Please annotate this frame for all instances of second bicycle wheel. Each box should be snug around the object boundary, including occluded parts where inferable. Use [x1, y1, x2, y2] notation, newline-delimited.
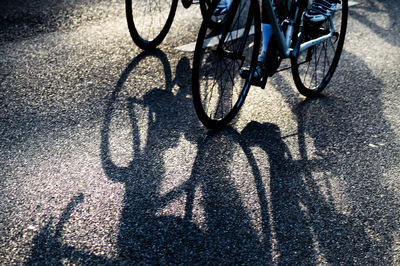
[126, 0, 178, 50]
[192, 0, 260, 129]
[291, 0, 348, 97]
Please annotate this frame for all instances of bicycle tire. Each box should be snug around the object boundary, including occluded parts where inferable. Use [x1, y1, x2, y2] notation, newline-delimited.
[126, 0, 179, 50]
[192, 0, 261, 129]
[291, 0, 348, 97]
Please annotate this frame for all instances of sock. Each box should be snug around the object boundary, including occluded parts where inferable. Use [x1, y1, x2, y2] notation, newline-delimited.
[258, 24, 273, 63]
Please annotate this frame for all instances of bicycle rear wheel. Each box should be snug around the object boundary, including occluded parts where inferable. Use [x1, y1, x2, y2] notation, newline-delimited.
[291, 0, 348, 97]
[192, 0, 260, 129]
[126, 0, 178, 50]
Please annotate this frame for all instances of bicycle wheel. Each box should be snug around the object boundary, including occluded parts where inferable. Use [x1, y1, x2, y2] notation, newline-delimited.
[126, 0, 178, 50]
[291, 0, 348, 97]
[200, 0, 224, 30]
[192, 0, 261, 129]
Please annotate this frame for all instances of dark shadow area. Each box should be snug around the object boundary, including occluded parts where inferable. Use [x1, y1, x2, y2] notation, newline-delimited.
[99, 49, 266, 263]
[26, 49, 268, 263]
[26, 44, 399, 264]
[269, 49, 400, 263]
[0, 0, 124, 43]
[349, 0, 400, 47]
[27, 193, 112, 265]
[100, 49, 204, 263]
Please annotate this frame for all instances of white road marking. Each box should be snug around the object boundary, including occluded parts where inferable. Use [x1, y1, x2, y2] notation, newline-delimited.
[349, 1, 358, 7]
[176, 25, 255, 52]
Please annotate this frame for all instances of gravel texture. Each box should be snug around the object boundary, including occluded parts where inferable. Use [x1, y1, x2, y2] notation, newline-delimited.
[1, 0, 400, 264]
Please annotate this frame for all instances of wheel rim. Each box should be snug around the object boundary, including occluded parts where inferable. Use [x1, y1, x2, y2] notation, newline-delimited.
[292, 0, 348, 94]
[193, 0, 260, 128]
[127, 0, 177, 45]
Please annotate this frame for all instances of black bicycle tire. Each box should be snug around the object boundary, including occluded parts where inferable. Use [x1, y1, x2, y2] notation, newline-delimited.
[291, 0, 348, 97]
[192, 0, 261, 129]
[125, 0, 179, 50]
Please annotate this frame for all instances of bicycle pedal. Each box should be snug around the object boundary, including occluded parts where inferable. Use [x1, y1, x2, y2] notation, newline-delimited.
[251, 76, 268, 89]
[240, 66, 268, 89]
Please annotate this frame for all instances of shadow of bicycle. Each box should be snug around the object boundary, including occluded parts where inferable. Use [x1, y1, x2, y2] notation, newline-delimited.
[27, 44, 399, 264]
[349, 0, 400, 47]
[268, 47, 400, 264]
[98, 49, 267, 264]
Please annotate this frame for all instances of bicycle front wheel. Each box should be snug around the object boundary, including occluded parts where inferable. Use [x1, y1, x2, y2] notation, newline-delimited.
[192, 0, 261, 129]
[126, 0, 178, 50]
[291, 0, 348, 97]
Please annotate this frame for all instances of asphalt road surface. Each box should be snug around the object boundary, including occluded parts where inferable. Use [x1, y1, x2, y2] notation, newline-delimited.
[1, 0, 399, 264]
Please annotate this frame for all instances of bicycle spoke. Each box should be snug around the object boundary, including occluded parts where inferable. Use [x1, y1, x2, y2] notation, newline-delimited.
[127, 0, 177, 49]
[291, 0, 347, 96]
[192, 0, 260, 128]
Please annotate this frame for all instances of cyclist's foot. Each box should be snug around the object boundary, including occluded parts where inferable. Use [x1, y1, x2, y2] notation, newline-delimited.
[240, 61, 268, 88]
[304, 0, 340, 23]
[213, 0, 232, 16]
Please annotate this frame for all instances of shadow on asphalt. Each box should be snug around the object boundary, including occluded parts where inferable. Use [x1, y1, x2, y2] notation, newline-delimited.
[27, 46, 399, 264]
[270, 48, 400, 263]
[349, 0, 400, 47]
[0, 0, 124, 43]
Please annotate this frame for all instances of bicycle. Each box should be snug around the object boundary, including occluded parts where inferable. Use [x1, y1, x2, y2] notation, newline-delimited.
[191, 0, 348, 129]
[126, 0, 224, 50]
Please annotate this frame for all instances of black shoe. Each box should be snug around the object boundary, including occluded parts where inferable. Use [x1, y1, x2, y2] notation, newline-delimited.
[240, 61, 268, 88]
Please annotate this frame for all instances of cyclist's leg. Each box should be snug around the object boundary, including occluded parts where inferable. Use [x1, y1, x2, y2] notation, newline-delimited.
[240, 0, 288, 86]
[259, 0, 289, 65]
[245, 4, 273, 85]
[258, 5, 273, 63]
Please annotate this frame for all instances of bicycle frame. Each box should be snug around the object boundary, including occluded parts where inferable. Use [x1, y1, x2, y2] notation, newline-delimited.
[262, 0, 338, 58]
[191, 0, 347, 128]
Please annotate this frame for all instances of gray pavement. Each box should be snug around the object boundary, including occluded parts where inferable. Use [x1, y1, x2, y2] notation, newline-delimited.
[1, 0, 400, 264]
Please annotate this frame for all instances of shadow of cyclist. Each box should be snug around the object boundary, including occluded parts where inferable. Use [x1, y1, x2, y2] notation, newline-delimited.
[266, 49, 400, 264]
[181, 128, 268, 263]
[349, 0, 400, 47]
[100, 49, 266, 263]
[239, 114, 398, 264]
[27, 50, 205, 264]
[27, 194, 113, 265]
[240, 121, 317, 264]
[100, 50, 202, 263]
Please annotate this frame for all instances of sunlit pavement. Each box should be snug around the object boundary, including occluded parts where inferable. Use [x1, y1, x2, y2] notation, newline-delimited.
[1, 0, 400, 264]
